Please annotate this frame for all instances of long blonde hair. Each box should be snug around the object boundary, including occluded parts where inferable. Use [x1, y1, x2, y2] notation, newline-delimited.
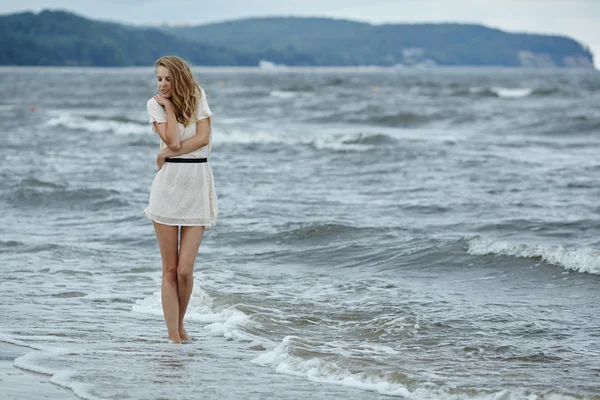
[155, 56, 202, 127]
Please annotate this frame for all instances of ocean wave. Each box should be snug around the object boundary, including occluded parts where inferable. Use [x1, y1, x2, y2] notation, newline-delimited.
[0, 104, 16, 111]
[16, 177, 68, 190]
[352, 111, 434, 127]
[0, 241, 65, 255]
[270, 90, 299, 99]
[281, 84, 315, 92]
[463, 87, 533, 98]
[46, 112, 148, 135]
[216, 128, 398, 152]
[270, 84, 314, 98]
[241, 223, 393, 248]
[11, 346, 104, 400]
[252, 335, 539, 399]
[566, 115, 600, 133]
[324, 77, 346, 87]
[355, 314, 420, 341]
[215, 128, 292, 145]
[0, 337, 47, 351]
[490, 87, 533, 98]
[127, 138, 156, 148]
[134, 280, 502, 399]
[531, 88, 559, 97]
[535, 114, 600, 136]
[341, 132, 398, 145]
[133, 285, 254, 342]
[9, 179, 128, 210]
[466, 87, 557, 97]
[0, 239, 25, 251]
[466, 237, 600, 275]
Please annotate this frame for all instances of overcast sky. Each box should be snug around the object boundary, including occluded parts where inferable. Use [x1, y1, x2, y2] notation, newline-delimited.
[2, 0, 598, 67]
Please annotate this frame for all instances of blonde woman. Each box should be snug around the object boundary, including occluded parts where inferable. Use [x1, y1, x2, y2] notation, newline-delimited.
[144, 56, 218, 343]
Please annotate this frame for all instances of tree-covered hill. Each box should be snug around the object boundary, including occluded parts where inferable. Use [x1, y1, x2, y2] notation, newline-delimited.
[166, 17, 594, 68]
[0, 10, 251, 66]
[0, 10, 594, 68]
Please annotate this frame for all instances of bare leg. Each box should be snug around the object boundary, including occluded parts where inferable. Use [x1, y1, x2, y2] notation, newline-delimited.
[153, 221, 181, 343]
[177, 226, 205, 341]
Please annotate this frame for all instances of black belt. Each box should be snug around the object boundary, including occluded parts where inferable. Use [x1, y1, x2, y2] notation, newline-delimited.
[165, 158, 207, 163]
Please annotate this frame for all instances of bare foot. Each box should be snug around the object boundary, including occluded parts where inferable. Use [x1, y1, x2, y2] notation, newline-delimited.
[179, 326, 191, 341]
[168, 333, 182, 344]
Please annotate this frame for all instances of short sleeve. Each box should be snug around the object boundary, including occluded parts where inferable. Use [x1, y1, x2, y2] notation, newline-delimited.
[147, 98, 167, 126]
[197, 88, 213, 121]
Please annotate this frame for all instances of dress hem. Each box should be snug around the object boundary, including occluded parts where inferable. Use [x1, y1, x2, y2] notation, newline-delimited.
[143, 210, 217, 228]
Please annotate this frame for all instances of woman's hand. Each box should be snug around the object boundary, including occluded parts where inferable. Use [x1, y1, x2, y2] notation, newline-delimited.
[153, 94, 172, 108]
[157, 148, 170, 170]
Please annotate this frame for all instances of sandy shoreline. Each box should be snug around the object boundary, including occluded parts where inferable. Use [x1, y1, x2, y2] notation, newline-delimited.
[0, 341, 79, 400]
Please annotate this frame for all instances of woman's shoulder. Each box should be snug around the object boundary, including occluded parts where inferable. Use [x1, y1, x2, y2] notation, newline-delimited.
[147, 97, 161, 108]
[197, 86, 210, 99]
[147, 97, 167, 116]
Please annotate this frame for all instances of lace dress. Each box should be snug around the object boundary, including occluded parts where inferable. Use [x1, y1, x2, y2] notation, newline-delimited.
[143, 88, 218, 227]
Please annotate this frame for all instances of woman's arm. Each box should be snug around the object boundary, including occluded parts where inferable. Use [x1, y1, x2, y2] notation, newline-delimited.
[152, 96, 181, 151]
[156, 118, 211, 168]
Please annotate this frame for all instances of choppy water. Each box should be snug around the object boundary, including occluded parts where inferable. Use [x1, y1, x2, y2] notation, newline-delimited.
[1, 66, 600, 400]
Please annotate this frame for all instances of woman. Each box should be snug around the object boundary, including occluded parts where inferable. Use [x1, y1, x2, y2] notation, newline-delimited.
[143, 56, 218, 343]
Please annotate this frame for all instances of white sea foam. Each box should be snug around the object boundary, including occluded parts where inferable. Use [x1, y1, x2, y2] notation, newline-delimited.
[215, 123, 466, 153]
[252, 336, 536, 400]
[313, 134, 374, 152]
[214, 128, 296, 145]
[132, 284, 252, 340]
[466, 237, 600, 275]
[46, 112, 148, 135]
[11, 349, 104, 400]
[51, 370, 104, 400]
[469, 87, 532, 98]
[492, 87, 532, 98]
[215, 128, 382, 152]
[270, 90, 299, 99]
[13, 351, 59, 375]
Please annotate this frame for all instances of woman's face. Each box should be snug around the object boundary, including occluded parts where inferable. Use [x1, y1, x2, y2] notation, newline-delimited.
[156, 66, 172, 98]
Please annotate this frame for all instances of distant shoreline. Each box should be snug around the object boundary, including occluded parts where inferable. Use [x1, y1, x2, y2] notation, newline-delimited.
[1, 10, 594, 69]
[0, 65, 596, 71]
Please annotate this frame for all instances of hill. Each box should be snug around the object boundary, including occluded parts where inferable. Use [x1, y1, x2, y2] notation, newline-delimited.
[166, 17, 594, 68]
[0, 10, 594, 68]
[0, 10, 253, 66]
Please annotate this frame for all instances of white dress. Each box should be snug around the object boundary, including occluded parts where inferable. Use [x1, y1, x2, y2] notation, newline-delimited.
[143, 88, 218, 227]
